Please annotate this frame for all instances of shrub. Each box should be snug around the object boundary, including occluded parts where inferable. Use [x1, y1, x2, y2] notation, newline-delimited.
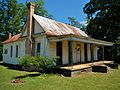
[0, 41, 3, 61]
[19, 55, 36, 71]
[19, 55, 59, 72]
[35, 56, 59, 72]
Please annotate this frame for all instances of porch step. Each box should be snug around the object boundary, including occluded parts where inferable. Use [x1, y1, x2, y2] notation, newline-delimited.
[92, 65, 108, 73]
[55, 67, 92, 77]
[105, 63, 118, 69]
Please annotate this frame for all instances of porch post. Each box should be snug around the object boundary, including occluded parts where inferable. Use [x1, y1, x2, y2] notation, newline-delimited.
[90, 44, 94, 63]
[102, 46, 104, 63]
[68, 41, 73, 65]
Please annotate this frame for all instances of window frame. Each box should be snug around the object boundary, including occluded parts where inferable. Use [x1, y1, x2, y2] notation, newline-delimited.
[10, 46, 13, 57]
[36, 43, 41, 56]
[4, 49, 8, 54]
[16, 45, 19, 57]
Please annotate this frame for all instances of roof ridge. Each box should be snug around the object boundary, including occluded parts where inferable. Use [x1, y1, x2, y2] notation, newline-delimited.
[3, 33, 21, 44]
[33, 14, 88, 37]
[33, 14, 84, 32]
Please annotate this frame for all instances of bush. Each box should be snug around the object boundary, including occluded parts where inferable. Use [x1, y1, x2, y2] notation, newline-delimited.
[0, 41, 3, 61]
[19, 55, 59, 72]
[35, 56, 59, 72]
[19, 55, 36, 71]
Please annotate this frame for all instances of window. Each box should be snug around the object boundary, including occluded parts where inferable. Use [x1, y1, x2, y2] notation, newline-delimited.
[10, 46, 13, 57]
[37, 43, 40, 55]
[16, 45, 18, 57]
[4, 49, 8, 54]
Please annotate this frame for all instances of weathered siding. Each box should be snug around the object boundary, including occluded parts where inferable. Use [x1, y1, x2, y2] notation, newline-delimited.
[90, 44, 98, 61]
[3, 40, 26, 65]
[73, 41, 77, 63]
[62, 41, 68, 64]
[87, 44, 91, 61]
[22, 28, 27, 37]
[35, 36, 49, 56]
[93, 45, 98, 61]
[81, 43, 85, 62]
[49, 42, 56, 57]
[72, 42, 86, 63]
[34, 20, 44, 34]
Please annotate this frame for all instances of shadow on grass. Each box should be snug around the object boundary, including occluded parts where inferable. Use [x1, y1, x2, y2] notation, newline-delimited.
[0, 62, 64, 77]
[14, 73, 42, 79]
[0, 61, 23, 71]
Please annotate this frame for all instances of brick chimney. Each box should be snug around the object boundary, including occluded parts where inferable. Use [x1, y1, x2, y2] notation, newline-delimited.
[25, 2, 35, 55]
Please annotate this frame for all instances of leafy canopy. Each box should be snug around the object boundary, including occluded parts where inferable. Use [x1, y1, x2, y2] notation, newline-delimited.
[83, 0, 120, 42]
[0, 0, 52, 41]
[67, 17, 86, 31]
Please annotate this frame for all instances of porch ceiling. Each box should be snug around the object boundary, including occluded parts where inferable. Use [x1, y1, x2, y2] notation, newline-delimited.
[48, 35, 114, 46]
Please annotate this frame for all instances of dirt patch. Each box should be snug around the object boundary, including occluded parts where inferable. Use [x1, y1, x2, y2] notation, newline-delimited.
[11, 78, 24, 84]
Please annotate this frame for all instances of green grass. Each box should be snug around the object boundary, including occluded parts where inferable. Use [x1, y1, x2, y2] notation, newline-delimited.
[0, 64, 120, 90]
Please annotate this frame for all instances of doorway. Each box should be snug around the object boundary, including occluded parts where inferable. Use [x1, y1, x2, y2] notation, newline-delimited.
[56, 42, 62, 65]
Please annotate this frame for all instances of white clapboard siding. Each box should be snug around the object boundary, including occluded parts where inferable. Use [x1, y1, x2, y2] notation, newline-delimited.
[62, 41, 68, 64]
[3, 40, 26, 65]
[34, 20, 44, 34]
[49, 42, 56, 57]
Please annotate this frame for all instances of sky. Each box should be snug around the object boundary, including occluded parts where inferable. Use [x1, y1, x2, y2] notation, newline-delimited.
[18, 0, 89, 24]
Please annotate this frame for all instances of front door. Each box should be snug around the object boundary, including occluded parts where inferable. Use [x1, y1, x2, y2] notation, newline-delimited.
[56, 42, 62, 65]
[76, 44, 81, 63]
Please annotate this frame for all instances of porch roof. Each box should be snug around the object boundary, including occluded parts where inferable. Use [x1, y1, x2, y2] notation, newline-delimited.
[48, 35, 114, 46]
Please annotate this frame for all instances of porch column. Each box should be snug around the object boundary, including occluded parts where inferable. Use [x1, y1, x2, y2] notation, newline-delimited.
[94, 45, 98, 61]
[87, 44, 91, 62]
[68, 41, 73, 65]
[90, 44, 94, 62]
[81, 43, 85, 62]
[102, 46, 104, 62]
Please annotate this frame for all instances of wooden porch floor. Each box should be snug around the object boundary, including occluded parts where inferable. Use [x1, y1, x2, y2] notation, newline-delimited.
[60, 61, 114, 71]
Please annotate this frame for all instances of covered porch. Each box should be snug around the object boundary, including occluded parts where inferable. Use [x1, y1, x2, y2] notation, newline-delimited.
[48, 35, 114, 66]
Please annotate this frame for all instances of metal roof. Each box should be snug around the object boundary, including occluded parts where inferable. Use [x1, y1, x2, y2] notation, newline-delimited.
[33, 14, 88, 37]
[3, 33, 21, 44]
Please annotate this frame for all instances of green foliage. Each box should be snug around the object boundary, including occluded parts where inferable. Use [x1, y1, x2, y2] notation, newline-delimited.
[19, 55, 59, 72]
[115, 39, 120, 44]
[0, 0, 53, 40]
[19, 55, 36, 68]
[83, 0, 120, 42]
[1, 65, 120, 90]
[35, 56, 59, 72]
[33, 0, 53, 19]
[67, 17, 86, 31]
[0, 41, 2, 61]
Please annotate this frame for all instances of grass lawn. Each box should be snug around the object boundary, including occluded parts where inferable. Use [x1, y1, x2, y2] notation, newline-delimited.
[0, 64, 120, 90]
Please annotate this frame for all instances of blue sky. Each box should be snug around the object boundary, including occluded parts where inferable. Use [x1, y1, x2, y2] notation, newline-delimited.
[18, 0, 89, 23]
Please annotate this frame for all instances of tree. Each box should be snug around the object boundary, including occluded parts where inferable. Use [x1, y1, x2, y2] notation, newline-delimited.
[0, 0, 53, 41]
[67, 17, 86, 31]
[83, 0, 120, 42]
[0, 0, 53, 60]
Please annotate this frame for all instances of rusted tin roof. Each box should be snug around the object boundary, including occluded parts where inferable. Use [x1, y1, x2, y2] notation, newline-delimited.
[3, 33, 21, 44]
[33, 14, 88, 37]
[3, 14, 88, 44]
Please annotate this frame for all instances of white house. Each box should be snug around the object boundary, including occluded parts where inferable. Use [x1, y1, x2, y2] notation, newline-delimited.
[3, 3, 113, 65]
